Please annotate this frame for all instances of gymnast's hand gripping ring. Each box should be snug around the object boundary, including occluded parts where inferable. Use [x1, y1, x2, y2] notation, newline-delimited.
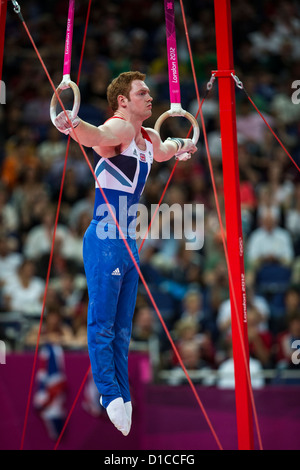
[50, 77, 81, 127]
[154, 104, 200, 146]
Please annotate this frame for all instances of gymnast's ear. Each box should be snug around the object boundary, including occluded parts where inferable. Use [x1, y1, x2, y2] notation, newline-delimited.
[117, 94, 128, 109]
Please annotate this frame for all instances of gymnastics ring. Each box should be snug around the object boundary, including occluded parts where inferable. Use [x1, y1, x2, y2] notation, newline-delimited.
[154, 105, 200, 146]
[50, 78, 81, 127]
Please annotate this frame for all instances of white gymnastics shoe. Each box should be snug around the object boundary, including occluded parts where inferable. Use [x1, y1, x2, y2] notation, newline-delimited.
[105, 397, 130, 436]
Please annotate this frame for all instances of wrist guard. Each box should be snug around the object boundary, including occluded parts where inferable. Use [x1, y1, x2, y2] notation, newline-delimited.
[167, 137, 185, 153]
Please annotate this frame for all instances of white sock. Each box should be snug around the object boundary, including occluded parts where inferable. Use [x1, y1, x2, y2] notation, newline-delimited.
[105, 397, 130, 436]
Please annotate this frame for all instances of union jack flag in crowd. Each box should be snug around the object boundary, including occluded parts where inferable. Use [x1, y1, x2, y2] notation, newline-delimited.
[33, 343, 67, 440]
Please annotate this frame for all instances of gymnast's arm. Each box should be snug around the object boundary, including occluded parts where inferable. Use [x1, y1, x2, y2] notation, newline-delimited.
[145, 127, 197, 162]
[54, 110, 135, 149]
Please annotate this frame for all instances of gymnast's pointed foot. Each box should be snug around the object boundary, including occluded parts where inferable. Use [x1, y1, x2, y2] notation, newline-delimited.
[101, 397, 131, 436]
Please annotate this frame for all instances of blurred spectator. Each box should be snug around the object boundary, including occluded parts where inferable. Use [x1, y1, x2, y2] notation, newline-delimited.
[236, 97, 274, 146]
[180, 340, 207, 370]
[203, 229, 227, 287]
[266, 160, 294, 210]
[172, 315, 215, 368]
[189, 86, 219, 129]
[11, 164, 51, 238]
[131, 305, 161, 375]
[255, 184, 281, 227]
[68, 185, 94, 231]
[147, 185, 189, 274]
[246, 208, 294, 272]
[166, 339, 213, 386]
[246, 209, 294, 332]
[23, 206, 82, 277]
[2, 259, 45, 317]
[285, 182, 300, 256]
[216, 339, 265, 389]
[216, 285, 270, 343]
[43, 284, 64, 313]
[62, 210, 91, 269]
[131, 305, 157, 343]
[283, 286, 300, 322]
[51, 272, 85, 320]
[1, 135, 39, 191]
[275, 312, 300, 368]
[180, 288, 215, 338]
[37, 126, 67, 169]
[248, 19, 284, 62]
[47, 142, 92, 193]
[239, 167, 257, 237]
[0, 236, 23, 290]
[167, 242, 204, 292]
[247, 304, 274, 368]
[0, 184, 19, 236]
[24, 307, 76, 348]
[23, 82, 52, 130]
[84, 61, 112, 113]
[274, 1, 300, 37]
[59, 167, 85, 220]
[71, 288, 89, 348]
[206, 261, 230, 331]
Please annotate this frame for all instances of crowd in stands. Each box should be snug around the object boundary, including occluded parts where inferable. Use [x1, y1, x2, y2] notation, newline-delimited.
[1, 0, 300, 387]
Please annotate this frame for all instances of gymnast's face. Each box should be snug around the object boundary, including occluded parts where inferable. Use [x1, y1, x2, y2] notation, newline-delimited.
[127, 80, 153, 120]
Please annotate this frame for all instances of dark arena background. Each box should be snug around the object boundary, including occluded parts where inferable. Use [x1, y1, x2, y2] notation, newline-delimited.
[0, 0, 300, 451]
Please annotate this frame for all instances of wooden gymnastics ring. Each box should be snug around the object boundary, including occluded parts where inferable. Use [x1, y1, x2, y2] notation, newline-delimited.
[50, 79, 81, 127]
[154, 105, 200, 146]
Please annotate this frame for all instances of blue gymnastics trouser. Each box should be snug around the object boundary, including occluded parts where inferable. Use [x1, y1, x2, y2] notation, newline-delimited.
[83, 221, 139, 409]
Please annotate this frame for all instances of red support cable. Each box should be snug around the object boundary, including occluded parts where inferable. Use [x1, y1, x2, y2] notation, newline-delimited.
[0, 0, 8, 84]
[213, 0, 254, 450]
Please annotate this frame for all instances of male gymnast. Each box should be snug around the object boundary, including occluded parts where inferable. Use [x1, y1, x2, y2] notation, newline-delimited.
[53, 71, 197, 436]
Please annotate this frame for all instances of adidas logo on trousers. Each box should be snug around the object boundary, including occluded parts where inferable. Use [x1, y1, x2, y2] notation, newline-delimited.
[111, 268, 121, 276]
